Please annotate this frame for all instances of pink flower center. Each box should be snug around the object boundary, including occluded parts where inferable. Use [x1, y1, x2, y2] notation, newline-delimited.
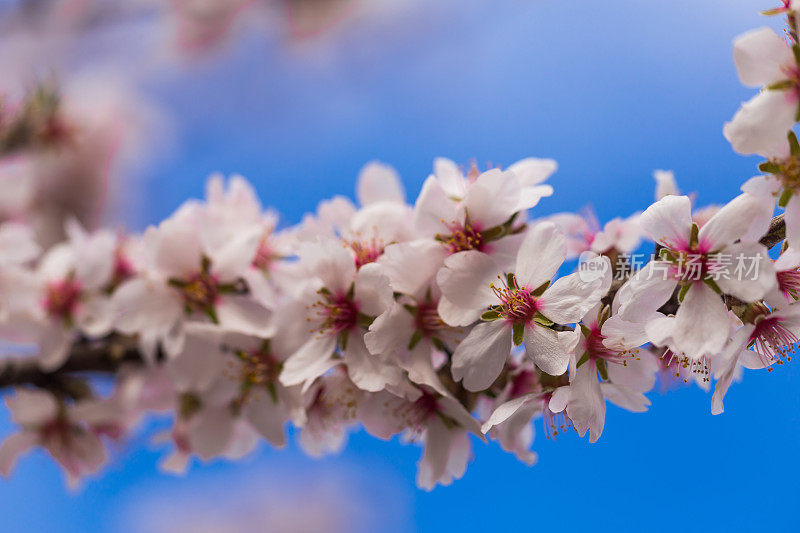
[44, 279, 81, 320]
[312, 292, 359, 335]
[252, 238, 276, 271]
[437, 220, 485, 254]
[749, 316, 797, 367]
[414, 300, 445, 337]
[777, 269, 800, 301]
[180, 272, 220, 312]
[490, 277, 539, 323]
[345, 237, 385, 269]
[585, 325, 637, 365]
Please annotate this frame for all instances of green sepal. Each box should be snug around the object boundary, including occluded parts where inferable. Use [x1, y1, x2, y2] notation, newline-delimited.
[761, 7, 787, 15]
[579, 323, 592, 338]
[481, 225, 506, 243]
[339, 330, 349, 351]
[204, 306, 219, 324]
[789, 131, 800, 156]
[408, 330, 423, 350]
[758, 161, 780, 174]
[768, 80, 795, 91]
[689, 223, 699, 248]
[431, 337, 446, 352]
[481, 309, 501, 321]
[576, 351, 590, 368]
[512, 322, 525, 346]
[506, 272, 518, 289]
[779, 187, 794, 208]
[266, 382, 279, 404]
[704, 278, 723, 295]
[533, 313, 554, 327]
[597, 359, 609, 381]
[531, 280, 550, 297]
[357, 313, 375, 328]
[678, 283, 691, 302]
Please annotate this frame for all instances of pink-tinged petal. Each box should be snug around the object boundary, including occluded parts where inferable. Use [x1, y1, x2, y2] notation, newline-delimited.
[216, 296, 274, 337]
[378, 240, 447, 297]
[639, 195, 692, 246]
[358, 391, 409, 440]
[343, 334, 402, 392]
[462, 169, 521, 229]
[6, 388, 58, 425]
[297, 239, 355, 296]
[417, 421, 469, 490]
[413, 176, 459, 238]
[356, 161, 405, 205]
[715, 242, 776, 301]
[112, 278, 183, 335]
[732, 27, 795, 87]
[403, 344, 449, 396]
[451, 320, 511, 392]
[207, 227, 262, 280]
[480, 393, 538, 434]
[436, 251, 501, 314]
[437, 396, 482, 436]
[72, 230, 116, 291]
[280, 335, 338, 390]
[601, 384, 650, 413]
[489, 399, 539, 465]
[538, 270, 604, 325]
[364, 303, 415, 355]
[243, 394, 287, 447]
[0, 432, 38, 477]
[741, 174, 781, 198]
[673, 283, 730, 358]
[614, 262, 677, 317]
[567, 361, 605, 443]
[433, 157, 466, 198]
[166, 326, 225, 392]
[353, 263, 393, 316]
[524, 325, 570, 376]
[785, 193, 800, 251]
[653, 170, 679, 200]
[38, 326, 72, 371]
[724, 89, 797, 157]
[508, 157, 557, 186]
[190, 406, 234, 460]
[606, 351, 659, 392]
[699, 193, 775, 249]
[711, 355, 738, 416]
[0, 223, 40, 265]
[151, 217, 203, 278]
[517, 184, 554, 211]
[601, 314, 655, 351]
[514, 221, 566, 288]
[75, 296, 113, 338]
[437, 296, 481, 327]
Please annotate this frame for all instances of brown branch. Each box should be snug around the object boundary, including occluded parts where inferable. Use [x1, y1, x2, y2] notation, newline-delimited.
[0, 336, 145, 391]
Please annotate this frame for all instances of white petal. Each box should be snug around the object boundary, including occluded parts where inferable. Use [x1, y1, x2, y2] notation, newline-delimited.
[785, 193, 800, 251]
[377, 240, 447, 297]
[508, 157, 557, 185]
[514, 221, 566, 288]
[353, 263, 393, 316]
[480, 393, 538, 434]
[279, 335, 338, 390]
[639, 195, 692, 246]
[364, 302, 415, 355]
[0, 432, 37, 477]
[462, 169, 521, 228]
[244, 393, 287, 447]
[732, 27, 795, 87]
[699, 193, 775, 249]
[714, 242, 776, 301]
[356, 161, 405, 205]
[672, 283, 729, 358]
[216, 296, 274, 337]
[538, 270, 603, 324]
[436, 250, 501, 316]
[343, 334, 402, 392]
[724, 89, 797, 157]
[524, 325, 570, 376]
[451, 320, 511, 391]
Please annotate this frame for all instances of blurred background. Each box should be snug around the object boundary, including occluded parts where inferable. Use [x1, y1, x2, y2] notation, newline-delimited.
[0, 0, 798, 531]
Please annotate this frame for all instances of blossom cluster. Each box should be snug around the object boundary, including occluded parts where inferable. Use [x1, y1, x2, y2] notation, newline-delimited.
[0, 4, 799, 490]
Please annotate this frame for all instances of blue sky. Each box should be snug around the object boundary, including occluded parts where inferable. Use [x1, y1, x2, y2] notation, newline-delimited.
[1, 1, 798, 531]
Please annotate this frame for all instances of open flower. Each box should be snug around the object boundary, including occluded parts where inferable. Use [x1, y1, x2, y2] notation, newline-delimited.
[438, 222, 610, 389]
[724, 27, 800, 157]
[617, 194, 775, 359]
